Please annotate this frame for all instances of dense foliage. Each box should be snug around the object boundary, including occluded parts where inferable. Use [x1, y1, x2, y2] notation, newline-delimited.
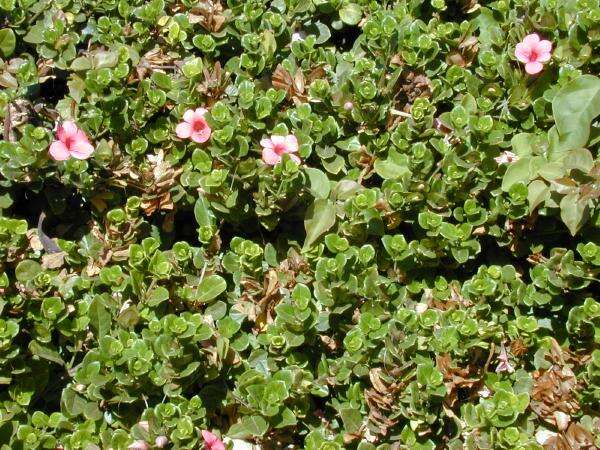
[1, 0, 600, 448]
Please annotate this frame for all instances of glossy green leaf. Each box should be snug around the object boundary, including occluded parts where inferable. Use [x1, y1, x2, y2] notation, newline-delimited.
[196, 275, 227, 303]
[303, 199, 336, 249]
[339, 3, 362, 25]
[551, 75, 600, 156]
[0, 28, 16, 58]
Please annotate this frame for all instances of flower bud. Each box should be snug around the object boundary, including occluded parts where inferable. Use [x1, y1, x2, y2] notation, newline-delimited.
[128, 440, 150, 450]
[155, 436, 169, 448]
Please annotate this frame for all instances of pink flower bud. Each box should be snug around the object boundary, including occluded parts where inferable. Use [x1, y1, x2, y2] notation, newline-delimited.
[155, 436, 169, 448]
[128, 440, 150, 450]
[343, 101, 353, 111]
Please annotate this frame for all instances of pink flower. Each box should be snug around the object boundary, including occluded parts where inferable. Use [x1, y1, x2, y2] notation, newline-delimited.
[494, 151, 519, 164]
[515, 33, 552, 75]
[495, 344, 515, 374]
[343, 101, 354, 111]
[260, 134, 300, 165]
[154, 436, 169, 448]
[176, 108, 211, 143]
[202, 430, 225, 450]
[49, 121, 94, 161]
[128, 440, 150, 450]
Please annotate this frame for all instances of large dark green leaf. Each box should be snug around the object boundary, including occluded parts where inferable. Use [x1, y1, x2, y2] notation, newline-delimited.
[303, 199, 336, 249]
[197, 275, 227, 303]
[228, 415, 269, 438]
[29, 341, 64, 365]
[88, 296, 111, 338]
[560, 192, 588, 236]
[305, 167, 331, 199]
[551, 75, 600, 157]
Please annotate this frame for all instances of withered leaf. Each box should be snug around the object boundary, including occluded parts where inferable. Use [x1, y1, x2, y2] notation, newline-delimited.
[42, 252, 66, 269]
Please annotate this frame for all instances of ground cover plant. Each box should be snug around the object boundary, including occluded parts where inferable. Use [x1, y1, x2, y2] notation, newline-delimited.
[0, 0, 600, 448]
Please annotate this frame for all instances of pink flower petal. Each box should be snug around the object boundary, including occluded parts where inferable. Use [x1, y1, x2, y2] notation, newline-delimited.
[270, 135, 285, 147]
[262, 147, 281, 165]
[73, 130, 91, 145]
[190, 118, 211, 143]
[536, 40, 552, 62]
[58, 121, 78, 141]
[525, 61, 543, 74]
[288, 153, 301, 164]
[183, 109, 196, 123]
[260, 138, 274, 149]
[202, 431, 225, 450]
[69, 140, 95, 159]
[176, 122, 192, 139]
[515, 43, 531, 63]
[49, 141, 71, 161]
[283, 135, 299, 153]
[494, 151, 519, 164]
[191, 127, 211, 143]
[522, 33, 540, 48]
[194, 108, 208, 120]
[495, 361, 515, 373]
[201, 431, 216, 444]
[536, 39, 552, 54]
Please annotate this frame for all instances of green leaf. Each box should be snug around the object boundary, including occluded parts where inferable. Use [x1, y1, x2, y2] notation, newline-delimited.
[335, 136, 361, 152]
[228, 415, 269, 438]
[146, 286, 169, 307]
[510, 133, 535, 157]
[182, 57, 204, 78]
[551, 75, 600, 156]
[217, 316, 241, 338]
[313, 21, 331, 44]
[273, 407, 297, 428]
[439, 223, 459, 241]
[15, 260, 42, 282]
[261, 30, 277, 58]
[340, 407, 363, 433]
[71, 56, 92, 71]
[536, 162, 565, 181]
[0, 28, 16, 58]
[303, 199, 336, 250]
[92, 50, 119, 69]
[564, 148, 594, 173]
[88, 296, 111, 338]
[29, 340, 64, 365]
[305, 167, 331, 199]
[374, 150, 411, 180]
[23, 24, 45, 44]
[501, 157, 531, 192]
[194, 196, 215, 228]
[560, 192, 588, 236]
[197, 275, 227, 303]
[527, 180, 549, 211]
[61, 389, 87, 417]
[339, 3, 362, 25]
[151, 71, 172, 90]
